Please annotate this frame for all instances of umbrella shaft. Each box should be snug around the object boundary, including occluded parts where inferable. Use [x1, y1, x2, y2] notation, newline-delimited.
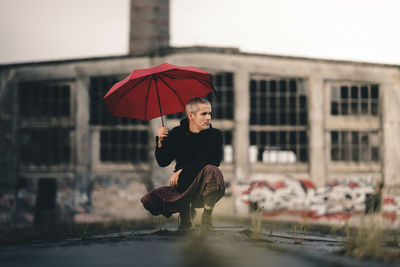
[155, 78, 164, 127]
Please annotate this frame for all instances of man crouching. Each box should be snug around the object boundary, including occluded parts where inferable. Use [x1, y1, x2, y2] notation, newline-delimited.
[141, 97, 225, 230]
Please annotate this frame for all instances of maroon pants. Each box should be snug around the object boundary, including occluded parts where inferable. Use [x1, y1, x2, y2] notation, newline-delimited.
[141, 165, 225, 217]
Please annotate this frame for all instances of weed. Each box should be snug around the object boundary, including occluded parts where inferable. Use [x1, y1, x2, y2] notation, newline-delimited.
[249, 209, 263, 239]
[291, 220, 308, 244]
[384, 229, 400, 247]
[342, 214, 399, 263]
[119, 221, 127, 238]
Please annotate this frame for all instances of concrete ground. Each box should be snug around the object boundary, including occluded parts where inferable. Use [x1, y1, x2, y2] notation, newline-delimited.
[1, 216, 398, 267]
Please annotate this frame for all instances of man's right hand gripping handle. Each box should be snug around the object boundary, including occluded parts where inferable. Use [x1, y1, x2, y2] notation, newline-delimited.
[157, 126, 168, 148]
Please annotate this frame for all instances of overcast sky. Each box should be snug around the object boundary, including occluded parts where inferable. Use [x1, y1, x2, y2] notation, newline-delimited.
[0, 0, 399, 65]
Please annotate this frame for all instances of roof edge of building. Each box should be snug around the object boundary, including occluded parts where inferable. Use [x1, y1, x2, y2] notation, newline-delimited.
[1, 46, 399, 69]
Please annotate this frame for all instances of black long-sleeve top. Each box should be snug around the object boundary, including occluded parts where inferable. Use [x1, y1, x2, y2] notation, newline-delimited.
[155, 118, 223, 192]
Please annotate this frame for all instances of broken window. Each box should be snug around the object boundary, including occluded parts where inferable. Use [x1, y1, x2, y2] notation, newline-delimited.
[20, 128, 70, 165]
[249, 78, 308, 164]
[90, 75, 147, 126]
[330, 131, 380, 162]
[100, 130, 148, 163]
[18, 81, 70, 118]
[18, 80, 73, 167]
[331, 84, 379, 116]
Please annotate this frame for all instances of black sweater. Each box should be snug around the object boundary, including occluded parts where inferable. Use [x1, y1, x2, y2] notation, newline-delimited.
[155, 118, 223, 192]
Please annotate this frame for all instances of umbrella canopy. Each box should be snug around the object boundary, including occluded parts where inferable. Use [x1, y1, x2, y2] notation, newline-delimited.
[103, 63, 215, 125]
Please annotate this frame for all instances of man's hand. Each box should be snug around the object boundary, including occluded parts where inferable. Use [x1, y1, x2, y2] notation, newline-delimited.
[157, 126, 168, 147]
[169, 169, 182, 188]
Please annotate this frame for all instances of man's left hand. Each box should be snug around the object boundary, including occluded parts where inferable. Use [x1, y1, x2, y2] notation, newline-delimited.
[169, 169, 182, 188]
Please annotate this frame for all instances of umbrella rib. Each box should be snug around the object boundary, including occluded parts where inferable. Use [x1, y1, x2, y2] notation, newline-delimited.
[108, 77, 148, 116]
[144, 78, 153, 121]
[159, 77, 186, 108]
[117, 77, 148, 99]
[163, 73, 215, 93]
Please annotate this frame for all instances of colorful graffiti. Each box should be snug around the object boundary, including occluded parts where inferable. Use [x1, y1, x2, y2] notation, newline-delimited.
[238, 175, 391, 220]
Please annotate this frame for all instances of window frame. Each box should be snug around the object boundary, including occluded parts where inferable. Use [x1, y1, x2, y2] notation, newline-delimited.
[249, 75, 309, 171]
[89, 74, 150, 170]
[324, 81, 382, 173]
[17, 79, 76, 170]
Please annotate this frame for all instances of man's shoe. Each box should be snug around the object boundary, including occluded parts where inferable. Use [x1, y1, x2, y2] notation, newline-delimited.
[201, 213, 213, 230]
[178, 213, 192, 230]
[190, 206, 196, 220]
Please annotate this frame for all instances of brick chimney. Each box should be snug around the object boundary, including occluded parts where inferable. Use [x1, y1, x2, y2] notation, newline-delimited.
[129, 0, 170, 55]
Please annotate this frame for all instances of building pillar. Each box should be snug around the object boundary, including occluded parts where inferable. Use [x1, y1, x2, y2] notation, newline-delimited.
[0, 70, 17, 189]
[75, 67, 91, 191]
[234, 68, 250, 182]
[383, 78, 400, 188]
[308, 74, 325, 186]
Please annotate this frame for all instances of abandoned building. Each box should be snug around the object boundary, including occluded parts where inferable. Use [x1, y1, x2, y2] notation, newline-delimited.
[1, 0, 400, 222]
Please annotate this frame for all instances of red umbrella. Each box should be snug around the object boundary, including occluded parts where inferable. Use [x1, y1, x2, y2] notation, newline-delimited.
[103, 62, 215, 126]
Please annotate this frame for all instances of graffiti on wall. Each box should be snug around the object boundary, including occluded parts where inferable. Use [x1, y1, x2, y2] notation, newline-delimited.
[238, 175, 390, 220]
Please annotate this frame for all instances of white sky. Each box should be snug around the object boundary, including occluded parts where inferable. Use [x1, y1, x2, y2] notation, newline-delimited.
[0, 0, 399, 65]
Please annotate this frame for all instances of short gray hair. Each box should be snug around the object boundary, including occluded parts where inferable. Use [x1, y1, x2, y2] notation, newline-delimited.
[185, 97, 211, 115]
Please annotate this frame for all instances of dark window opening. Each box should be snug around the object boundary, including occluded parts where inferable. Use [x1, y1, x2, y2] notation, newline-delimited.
[331, 84, 379, 116]
[330, 131, 380, 162]
[211, 72, 235, 120]
[20, 128, 70, 165]
[18, 81, 70, 118]
[249, 78, 307, 126]
[100, 130, 148, 163]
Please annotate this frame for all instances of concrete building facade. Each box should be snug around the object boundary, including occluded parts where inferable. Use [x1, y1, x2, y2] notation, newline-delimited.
[1, 0, 400, 222]
[1, 47, 400, 221]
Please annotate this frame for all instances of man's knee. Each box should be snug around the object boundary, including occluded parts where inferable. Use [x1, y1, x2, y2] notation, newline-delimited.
[203, 164, 221, 175]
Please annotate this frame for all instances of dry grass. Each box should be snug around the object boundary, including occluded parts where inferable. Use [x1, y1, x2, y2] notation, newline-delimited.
[291, 220, 309, 244]
[341, 214, 400, 263]
[249, 209, 263, 239]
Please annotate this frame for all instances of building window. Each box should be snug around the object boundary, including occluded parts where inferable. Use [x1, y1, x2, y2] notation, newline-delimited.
[212, 72, 234, 120]
[331, 131, 380, 162]
[250, 79, 307, 125]
[330, 84, 379, 116]
[249, 78, 308, 164]
[18, 80, 73, 167]
[18, 81, 70, 118]
[90, 75, 147, 126]
[249, 130, 307, 163]
[100, 130, 148, 163]
[20, 128, 70, 166]
[222, 130, 233, 163]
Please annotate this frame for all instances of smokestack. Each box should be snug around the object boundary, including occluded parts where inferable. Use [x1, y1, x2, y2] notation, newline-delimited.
[129, 0, 170, 55]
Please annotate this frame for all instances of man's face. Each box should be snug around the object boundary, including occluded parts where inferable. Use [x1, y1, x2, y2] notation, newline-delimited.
[188, 103, 212, 132]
